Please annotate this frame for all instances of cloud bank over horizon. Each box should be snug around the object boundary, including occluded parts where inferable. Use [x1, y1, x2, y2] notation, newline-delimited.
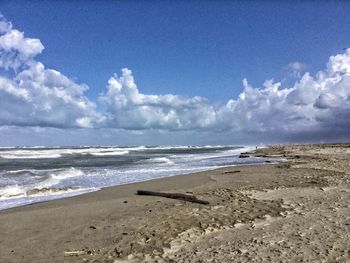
[1, 16, 350, 144]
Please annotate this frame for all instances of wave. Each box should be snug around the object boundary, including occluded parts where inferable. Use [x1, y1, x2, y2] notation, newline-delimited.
[89, 150, 129, 156]
[0, 168, 86, 199]
[50, 167, 85, 180]
[143, 157, 174, 164]
[0, 151, 62, 159]
[5, 169, 40, 175]
[26, 187, 87, 197]
[0, 145, 238, 159]
[0, 147, 132, 159]
[0, 184, 92, 200]
[0, 185, 24, 198]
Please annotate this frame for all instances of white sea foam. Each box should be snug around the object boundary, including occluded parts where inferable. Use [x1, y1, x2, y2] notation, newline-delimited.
[0, 151, 62, 159]
[26, 187, 91, 197]
[32, 176, 58, 189]
[0, 168, 90, 201]
[0, 145, 244, 159]
[50, 167, 85, 180]
[199, 146, 255, 159]
[0, 187, 98, 211]
[20, 168, 85, 190]
[0, 184, 91, 200]
[144, 157, 174, 164]
[0, 185, 25, 198]
[6, 169, 36, 174]
[0, 147, 131, 159]
[0, 168, 86, 200]
[89, 150, 129, 156]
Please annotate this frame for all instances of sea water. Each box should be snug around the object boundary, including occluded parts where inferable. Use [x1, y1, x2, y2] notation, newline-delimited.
[0, 145, 269, 210]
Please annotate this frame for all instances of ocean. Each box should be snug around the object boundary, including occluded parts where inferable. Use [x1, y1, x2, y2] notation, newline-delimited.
[0, 145, 270, 210]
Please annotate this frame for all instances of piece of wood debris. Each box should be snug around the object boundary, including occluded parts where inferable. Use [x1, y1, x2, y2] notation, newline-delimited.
[222, 170, 240, 174]
[64, 250, 87, 256]
[136, 190, 209, 205]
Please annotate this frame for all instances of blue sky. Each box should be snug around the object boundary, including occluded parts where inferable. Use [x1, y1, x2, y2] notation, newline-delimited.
[2, 1, 350, 101]
[1, 1, 350, 146]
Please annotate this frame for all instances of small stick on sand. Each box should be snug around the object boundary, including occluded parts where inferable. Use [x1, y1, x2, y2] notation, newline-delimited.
[222, 170, 240, 174]
[64, 251, 87, 256]
[136, 190, 209, 205]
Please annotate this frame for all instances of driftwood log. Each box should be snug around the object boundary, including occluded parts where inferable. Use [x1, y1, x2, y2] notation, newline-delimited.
[136, 190, 209, 205]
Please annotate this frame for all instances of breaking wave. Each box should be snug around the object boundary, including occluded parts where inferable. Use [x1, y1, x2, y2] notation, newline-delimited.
[143, 157, 174, 164]
[0, 147, 133, 159]
[0, 184, 88, 199]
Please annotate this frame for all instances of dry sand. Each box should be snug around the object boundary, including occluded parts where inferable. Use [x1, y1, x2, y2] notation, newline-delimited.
[0, 144, 349, 262]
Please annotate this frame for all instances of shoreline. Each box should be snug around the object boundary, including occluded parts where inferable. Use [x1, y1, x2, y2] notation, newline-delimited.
[0, 145, 259, 212]
[0, 162, 265, 214]
[1, 144, 349, 262]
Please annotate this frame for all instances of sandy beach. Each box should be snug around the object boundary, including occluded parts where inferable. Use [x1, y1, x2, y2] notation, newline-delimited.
[0, 144, 350, 262]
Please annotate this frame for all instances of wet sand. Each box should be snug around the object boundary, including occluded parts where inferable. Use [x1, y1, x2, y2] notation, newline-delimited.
[0, 144, 349, 262]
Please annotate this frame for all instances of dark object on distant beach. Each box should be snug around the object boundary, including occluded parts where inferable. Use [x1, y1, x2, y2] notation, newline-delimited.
[136, 190, 209, 205]
[238, 152, 250, 158]
[222, 170, 241, 174]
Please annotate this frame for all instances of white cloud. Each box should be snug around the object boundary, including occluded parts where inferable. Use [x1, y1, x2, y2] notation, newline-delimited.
[223, 49, 350, 136]
[100, 68, 218, 130]
[0, 17, 44, 70]
[0, 18, 104, 128]
[100, 49, 350, 141]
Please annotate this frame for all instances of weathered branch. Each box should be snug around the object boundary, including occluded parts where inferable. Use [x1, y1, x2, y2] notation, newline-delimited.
[136, 190, 209, 205]
[64, 251, 87, 256]
[222, 170, 240, 174]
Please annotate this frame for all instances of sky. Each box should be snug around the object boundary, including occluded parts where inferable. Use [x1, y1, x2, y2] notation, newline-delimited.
[0, 1, 350, 146]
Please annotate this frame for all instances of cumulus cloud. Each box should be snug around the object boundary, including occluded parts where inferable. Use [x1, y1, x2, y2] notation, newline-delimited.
[221, 50, 350, 136]
[100, 68, 217, 130]
[100, 49, 350, 141]
[0, 17, 104, 128]
[0, 17, 44, 70]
